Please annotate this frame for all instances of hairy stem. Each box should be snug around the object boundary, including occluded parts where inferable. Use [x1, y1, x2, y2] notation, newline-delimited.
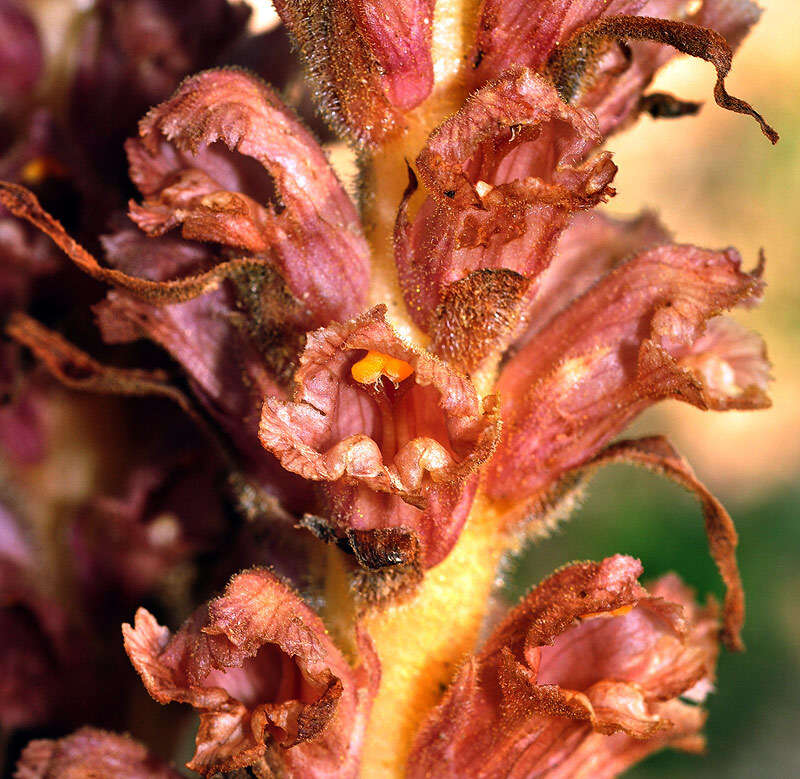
[359, 495, 507, 776]
[339, 1, 510, 774]
[360, 0, 479, 348]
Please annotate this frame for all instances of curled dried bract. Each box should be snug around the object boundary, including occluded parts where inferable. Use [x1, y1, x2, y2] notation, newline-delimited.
[546, 14, 778, 142]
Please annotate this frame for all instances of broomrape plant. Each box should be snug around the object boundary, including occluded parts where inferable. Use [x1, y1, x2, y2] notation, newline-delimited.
[0, 0, 777, 776]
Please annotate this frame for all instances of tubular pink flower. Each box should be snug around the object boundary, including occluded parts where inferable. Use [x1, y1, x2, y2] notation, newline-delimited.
[409, 556, 719, 778]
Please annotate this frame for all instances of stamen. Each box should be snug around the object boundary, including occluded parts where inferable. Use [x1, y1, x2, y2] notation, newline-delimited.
[580, 604, 635, 620]
[351, 350, 414, 386]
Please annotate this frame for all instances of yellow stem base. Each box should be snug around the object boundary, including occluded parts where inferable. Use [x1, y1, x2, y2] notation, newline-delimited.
[358, 494, 506, 777]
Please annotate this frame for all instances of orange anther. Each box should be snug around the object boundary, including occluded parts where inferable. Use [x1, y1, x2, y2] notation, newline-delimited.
[579, 604, 635, 620]
[21, 156, 67, 185]
[351, 350, 414, 386]
[383, 355, 414, 383]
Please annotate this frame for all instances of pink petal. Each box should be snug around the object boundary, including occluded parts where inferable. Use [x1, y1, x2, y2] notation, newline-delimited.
[520, 210, 670, 340]
[274, 0, 434, 145]
[680, 316, 771, 410]
[123, 568, 379, 777]
[408, 556, 719, 778]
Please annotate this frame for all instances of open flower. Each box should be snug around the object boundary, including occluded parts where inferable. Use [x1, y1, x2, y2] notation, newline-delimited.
[124, 68, 370, 325]
[123, 567, 378, 776]
[259, 305, 498, 572]
[396, 66, 617, 351]
[409, 556, 719, 778]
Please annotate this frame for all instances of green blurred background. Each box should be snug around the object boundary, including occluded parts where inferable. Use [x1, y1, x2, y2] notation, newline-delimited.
[503, 0, 800, 774]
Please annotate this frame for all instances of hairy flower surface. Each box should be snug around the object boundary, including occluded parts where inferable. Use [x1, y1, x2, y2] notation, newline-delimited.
[123, 567, 378, 776]
[408, 556, 718, 778]
[15, 727, 184, 778]
[0, 0, 779, 775]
